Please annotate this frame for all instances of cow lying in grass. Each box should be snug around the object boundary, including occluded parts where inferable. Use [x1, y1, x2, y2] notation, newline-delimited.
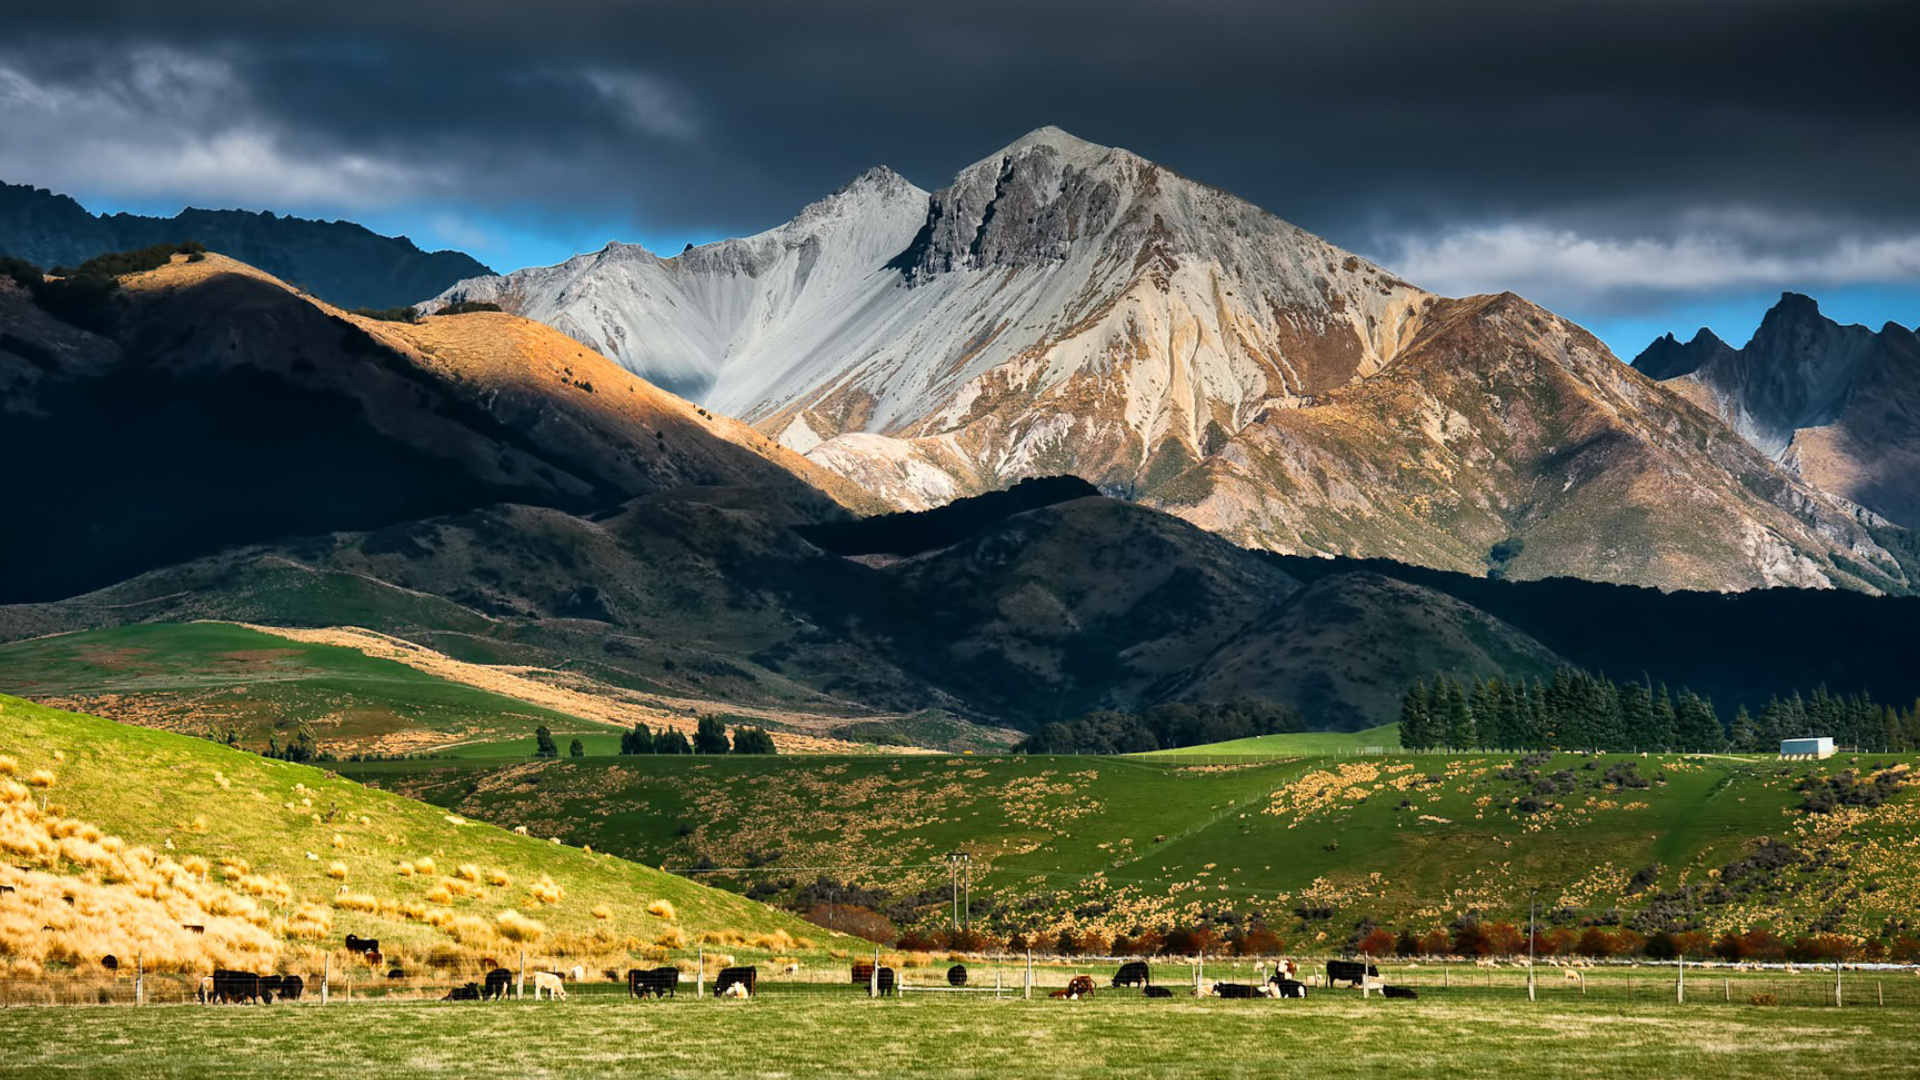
[1143, 986, 1174, 999]
[442, 983, 481, 1001]
[1049, 976, 1096, 1000]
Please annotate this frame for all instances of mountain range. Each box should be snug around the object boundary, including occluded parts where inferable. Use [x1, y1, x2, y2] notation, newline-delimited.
[1634, 293, 1920, 531]
[430, 128, 1906, 594]
[0, 181, 491, 310]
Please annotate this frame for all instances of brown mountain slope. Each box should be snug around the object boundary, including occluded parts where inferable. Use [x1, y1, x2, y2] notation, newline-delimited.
[0, 253, 874, 602]
[1162, 293, 1903, 593]
[1633, 295, 1920, 530]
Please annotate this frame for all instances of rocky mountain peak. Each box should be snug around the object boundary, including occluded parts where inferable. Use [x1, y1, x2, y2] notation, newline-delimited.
[1632, 325, 1733, 379]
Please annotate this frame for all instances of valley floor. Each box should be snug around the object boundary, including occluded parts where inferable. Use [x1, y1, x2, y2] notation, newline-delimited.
[0, 994, 1914, 1079]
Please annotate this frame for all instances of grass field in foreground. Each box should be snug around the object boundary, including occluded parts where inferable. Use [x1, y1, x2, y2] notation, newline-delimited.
[0, 995, 1913, 1079]
[0, 623, 595, 755]
[1136, 723, 1403, 757]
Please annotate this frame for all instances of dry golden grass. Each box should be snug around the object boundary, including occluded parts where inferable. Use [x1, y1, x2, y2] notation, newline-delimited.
[495, 909, 545, 943]
[648, 899, 677, 921]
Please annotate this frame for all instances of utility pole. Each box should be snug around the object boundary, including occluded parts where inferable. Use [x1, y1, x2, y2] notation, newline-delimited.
[1527, 891, 1537, 1002]
[943, 852, 970, 930]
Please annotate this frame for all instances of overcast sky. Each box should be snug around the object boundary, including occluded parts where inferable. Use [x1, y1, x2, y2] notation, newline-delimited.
[4, 0, 1916, 356]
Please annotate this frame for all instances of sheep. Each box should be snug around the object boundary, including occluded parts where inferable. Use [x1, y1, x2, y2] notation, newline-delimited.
[532, 971, 567, 1000]
[783, 963, 801, 976]
[1565, 970, 1583, 982]
[568, 964, 585, 982]
[721, 982, 750, 998]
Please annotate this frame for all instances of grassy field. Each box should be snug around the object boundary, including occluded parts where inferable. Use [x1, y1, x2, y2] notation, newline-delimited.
[0, 623, 600, 755]
[340, 749, 1920, 944]
[0, 993, 1914, 1079]
[0, 695, 852, 983]
[1137, 723, 1402, 757]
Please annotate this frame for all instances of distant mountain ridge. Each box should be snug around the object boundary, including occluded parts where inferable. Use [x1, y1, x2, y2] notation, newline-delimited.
[431, 127, 1904, 594]
[1633, 294, 1920, 529]
[0, 181, 492, 310]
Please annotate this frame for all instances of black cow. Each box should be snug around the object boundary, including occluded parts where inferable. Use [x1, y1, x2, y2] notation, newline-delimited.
[279, 975, 304, 1001]
[714, 966, 757, 997]
[210, 969, 269, 1004]
[946, 964, 967, 987]
[258, 975, 284, 1000]
[1325, 960, 1380, 987]
[1382, 985, 1419, 999]
[1212, 983, 1261, 999]
[1268, 977, 1307, 999]
[443, 983, 481, 1001]
[874, 967, 896, 997]
[628, 967, 679, 999]
[344, 934, 379, 955]
[482, 968, 513, 1000]
[101, 955, 119, 971]
[1144, 986, 1175, 999]
[850, 962, 874, 985]
[1112, 961, 1151, 988]
[387, 967, 406, 980]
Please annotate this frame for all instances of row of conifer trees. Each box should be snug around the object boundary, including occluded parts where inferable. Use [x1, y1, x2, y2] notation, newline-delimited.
[1398, 668, 1920, 753]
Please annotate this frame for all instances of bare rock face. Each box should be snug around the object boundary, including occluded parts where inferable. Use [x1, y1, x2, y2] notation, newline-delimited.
[1635, 294, 1920, 529]
[432, 130, 1906, 593]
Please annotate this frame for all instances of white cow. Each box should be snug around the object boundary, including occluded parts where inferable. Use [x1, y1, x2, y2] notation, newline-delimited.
[568, 965, 585, 982]
[532, 971, 567, 1000]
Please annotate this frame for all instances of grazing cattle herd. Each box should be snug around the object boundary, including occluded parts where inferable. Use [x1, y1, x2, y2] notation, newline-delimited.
[184, 933, 1419, 1008]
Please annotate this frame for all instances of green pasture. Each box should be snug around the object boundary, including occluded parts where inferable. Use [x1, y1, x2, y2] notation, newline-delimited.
[1136, 722, 1403, 757]
[0, 991, 1914, 1079]
[0, 623, 595, 750]
[339, 747, 1920, 938]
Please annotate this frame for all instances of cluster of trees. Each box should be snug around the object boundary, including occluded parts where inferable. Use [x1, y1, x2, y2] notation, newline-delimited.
[3, 241, 205, 334]
[1017, 698, 1302, 754]
[347, 305, 419, 323]
[613, 716, 777, 756]
[437, 300, 502, 315]
[1398, 668, 1920, 753]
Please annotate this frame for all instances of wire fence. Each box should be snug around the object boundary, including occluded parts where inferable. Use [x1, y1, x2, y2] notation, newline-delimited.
[5, 954, 1916, 1009]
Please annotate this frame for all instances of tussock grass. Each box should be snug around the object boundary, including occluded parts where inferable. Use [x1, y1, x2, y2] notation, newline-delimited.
[0, 695, 850, 978]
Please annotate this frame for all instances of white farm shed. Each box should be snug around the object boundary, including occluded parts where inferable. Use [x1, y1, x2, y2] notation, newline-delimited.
[1780, 737, 1835, 759]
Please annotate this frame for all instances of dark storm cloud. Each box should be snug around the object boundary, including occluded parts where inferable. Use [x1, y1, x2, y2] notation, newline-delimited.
[4, 0, 1917, 312]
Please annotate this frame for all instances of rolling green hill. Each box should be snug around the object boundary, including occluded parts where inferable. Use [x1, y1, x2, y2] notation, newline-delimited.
[343, 749, 1920, 952]
[1136, 724, 1403, 757]
[0, 623, 598, 755]
[0, 695, 845, 979]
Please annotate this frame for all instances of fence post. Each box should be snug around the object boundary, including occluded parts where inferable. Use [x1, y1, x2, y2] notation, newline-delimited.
[1024, 949, 1032, 1000]
[1723, 977, 1728, 1003]
[135, 955, 143, 1007]
[1835, 962, 1842, 1008]
[698, 947, 706, 999]
[322, 955, 330, 1004]
[868, 947, 878, 999]
[517, 950, 525, 1000]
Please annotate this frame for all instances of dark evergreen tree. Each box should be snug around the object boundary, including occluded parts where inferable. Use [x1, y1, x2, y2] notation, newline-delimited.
[1398, 681, 1433, 750]
[654, 729, 692, 754]
[534, 725, 558, 759]
[693, 715, 731, 754]
[620, 723, 653, 754]
[568, 738, 585, 758]
[1673, 691, 1724, 751]
[731, 727, 778, 755]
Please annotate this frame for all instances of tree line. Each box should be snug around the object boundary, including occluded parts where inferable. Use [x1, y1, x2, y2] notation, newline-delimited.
[590, 715, 777, 757]
[1016, 698, 1302, 754]
[1399, 668, 1920, 752]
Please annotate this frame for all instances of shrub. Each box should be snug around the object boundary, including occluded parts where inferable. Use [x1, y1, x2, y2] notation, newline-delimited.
[1750, 992, 1778, 1006]
[487, 869, 512, 888]
[527, 876, 563, 905]
[591, 904, 614, 920]
[496, 910, 546, 943]
[333, 893, 379, 913]
[457, 864, 482, 883]
[437, 300, 502, 315]
[326, 861, 349, 881]
[648, 899, 677, 921]
[654, 927, 688, 949]
[347, 305, 419, 323]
